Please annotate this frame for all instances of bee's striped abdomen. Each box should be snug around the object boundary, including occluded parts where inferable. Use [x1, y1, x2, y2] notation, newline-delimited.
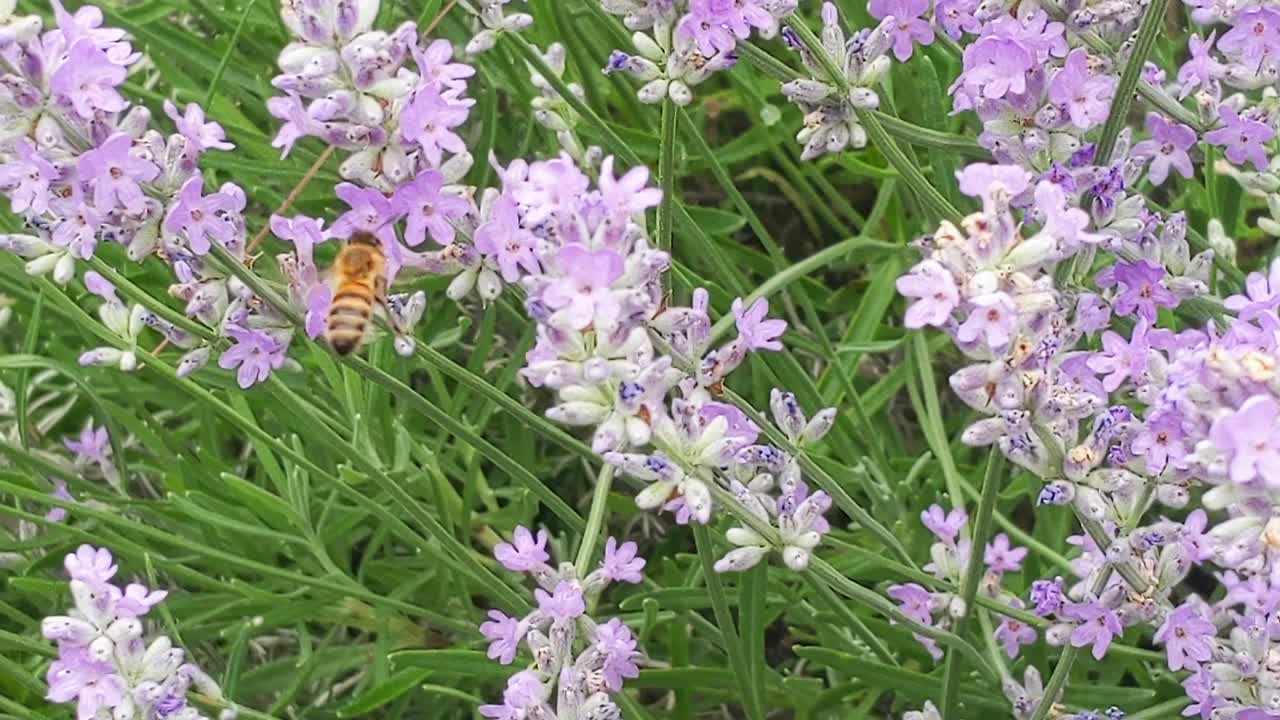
[326, 285, 374, 355]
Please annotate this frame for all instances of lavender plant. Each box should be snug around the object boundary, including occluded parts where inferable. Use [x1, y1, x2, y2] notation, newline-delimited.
[3, 0, 1280, 718]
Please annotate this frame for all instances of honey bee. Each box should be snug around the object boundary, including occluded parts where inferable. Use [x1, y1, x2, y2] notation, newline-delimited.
[325, 231, 398, 356]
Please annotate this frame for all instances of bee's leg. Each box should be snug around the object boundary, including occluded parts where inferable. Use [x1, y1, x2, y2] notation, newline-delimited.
[374, 277, 406, 336]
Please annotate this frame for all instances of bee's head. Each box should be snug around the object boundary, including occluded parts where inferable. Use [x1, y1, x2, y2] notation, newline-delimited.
[348, 231, 380, 248]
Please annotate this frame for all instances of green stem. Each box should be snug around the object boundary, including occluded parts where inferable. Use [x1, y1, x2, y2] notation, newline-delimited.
[203, 0, 258, 109]
[909, 333, 965, 509]
[1095, 0, 1169, 164]
[808, 557, 998, 684]
[656, 99, 677, 257]
[718, 387, 915, 567]
[1030, 481, 1159, 720]
[692, 524, 765, 720]
[1126, 698, 1193, 720]
[574, 464, 616, 577]
[782, 18, 963, 225]
[802, 571, 898, 666]
[939, 450, 1004, 718]
[707, 235, 898, 343]
[1041, 0, 1202, 131]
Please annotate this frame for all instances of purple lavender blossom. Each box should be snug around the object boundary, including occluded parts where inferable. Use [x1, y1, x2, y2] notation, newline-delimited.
[63, 546, 117, 586]
[474, 195, 539, 282]
[494, 527, 550, 572]
[921, 504, 967, 544]
[1205, 105, 1275, 171]
[478, 671, 546, 720]
[392, 170, 470, 247]
[1111, 260, 1178, 322]
[164, 100, 234, 153]
[1132, 113, 1196, 186]
[480, 610, 525, 665]
[598, 538, 646, 584]
[1063, 600, 1123, 660]
[78, 134, 159, 214]
[0, 139, 59, 215]
[218, 326, 287, 389]
[46, 649, 127, 720]
[1154, 604, 1215, 672]
[164, 176, 240, 254]
[1177, 32, 1223, 99]
[677, 0, 738, 56]
[995, 606, 1037, 658]
[1087, 320, 1150, 392]
[868, 0, 935, 61]
[887, 583, 934, 624]
[51, 39, 127, 119]
[399, 86, 470, 167]
[1209, 395, 1280, 487]
[598, 156, 663, 220]
[984, 533, 1027, 573]
[1029, 577, 1066, 616]
[1218, 7, 1280, 70]
[897, 260, 960, 328]
[951, 35, 1036, 105]
[1224, 260, 1280, 319]
[541, 244, 625, 331]
[1048, 49, 1115, 131]
[731, 297, 787, 351]
[956, 292, 1017, 351]
[65, 424, 112, 469]
[1130, 411, 1187, 474]
[935, 0, 979, 39]
[594, 618, 640, 691]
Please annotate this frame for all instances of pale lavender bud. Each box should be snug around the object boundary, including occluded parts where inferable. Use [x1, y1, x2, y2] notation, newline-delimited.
[1073, 486, 1108, 521]
[962, 417, 1006, 446]
[466, 29, 498, 55]
[52, 253, 76, 285]
[1045, 623, 1073, 646]
[1037, 480, 1075, 506]
[782, 546, 810, 570]
[0, 234, 51, 257]
[80, 348, 124, 367]
[848, 88, 879, 110]
[801, 408, 837, 443]
[715, 546, 768, 573]
[503, 13, 533, 32]
[769, 389, 806, 439]
[176, 346, 211, 377]
[632, 78, 666, 104]
[684, 479, 712, 524]
[668, 81, 693, 106]
[41, 616, 97, 644]
[781, 79, 834, 103]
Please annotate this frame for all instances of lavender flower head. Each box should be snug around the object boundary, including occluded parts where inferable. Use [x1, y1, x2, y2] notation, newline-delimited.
[479, 527, 644, 718]
[42, 545, 224, 720]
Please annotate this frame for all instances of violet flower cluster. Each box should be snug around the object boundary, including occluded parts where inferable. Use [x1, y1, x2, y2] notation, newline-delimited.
[41, 545, 224, 720]
[895, 158, 1222, 709]
[888, 505, 1031, 661]
[778, 3, 891, 160]
[880, 0, 1280, 711]
[0, 1, 308, 390]
[268, 3, 613, 350]
[456, 137, 836, 572]
[270, 0, 477, 189]
[462, 0, 534, 56]
[600, 0, 798, 106]
[478, 527, 643, 720]
[1102, 258, 1280, 717]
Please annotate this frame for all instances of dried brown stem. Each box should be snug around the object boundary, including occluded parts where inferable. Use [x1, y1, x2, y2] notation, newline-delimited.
[246, 144, 336, 257]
